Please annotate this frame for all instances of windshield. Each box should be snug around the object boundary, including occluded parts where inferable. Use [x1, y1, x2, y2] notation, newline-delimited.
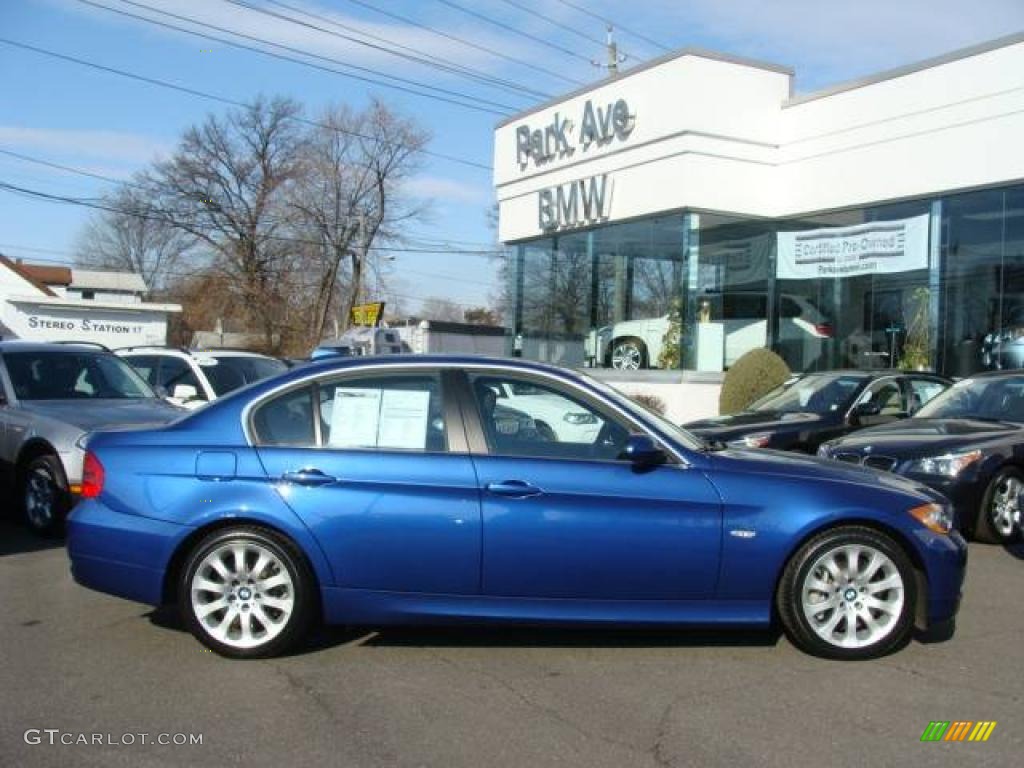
[748, 373, 867, 414]
[4, 350, 154, 400]
[202, 355, 288, 396]
[915, 376, 1024, 422]
[577, 371, 705, 450]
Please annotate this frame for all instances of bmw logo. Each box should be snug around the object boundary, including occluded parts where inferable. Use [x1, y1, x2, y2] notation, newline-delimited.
[238, 587, 252, 600]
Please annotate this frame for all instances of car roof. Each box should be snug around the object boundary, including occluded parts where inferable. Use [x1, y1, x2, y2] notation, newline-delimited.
[0, 340, 111, 354]
[117, 347, 276, 360]
[273, 354, 584, 381]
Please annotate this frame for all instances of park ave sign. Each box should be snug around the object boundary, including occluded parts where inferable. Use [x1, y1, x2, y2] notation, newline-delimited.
[515, 98, 634, 232]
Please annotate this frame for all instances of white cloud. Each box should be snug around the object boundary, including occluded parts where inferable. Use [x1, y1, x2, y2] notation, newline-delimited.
[0, 125, 171, 165]
[404, 175, 488, 204]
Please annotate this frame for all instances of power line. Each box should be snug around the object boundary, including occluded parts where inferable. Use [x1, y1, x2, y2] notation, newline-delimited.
[229, 0, 552, 101]
[432, 0, 593, 64]
[494, 0, 637, 61]
[72, 0, 516, 115]
[0, 180, 508, 256]
[548, 0, 670, 54]
[0, 38, 491, 171]
[342, 0, 586, 87]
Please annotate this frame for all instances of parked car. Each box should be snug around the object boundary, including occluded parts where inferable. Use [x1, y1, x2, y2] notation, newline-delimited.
[685, 370, 951, 453]
[819, 371, 1024, 543]
[311, 327, 405, 360]
[0, 341, 183, 535]
[980, 303, 1024, 370]
[68, 356, 966, 660]
[586, 293, 831, 370]
[117, 347, 288, 409]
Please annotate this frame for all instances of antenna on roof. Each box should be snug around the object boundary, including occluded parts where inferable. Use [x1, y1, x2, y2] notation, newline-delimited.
[592, 25, 627, 77]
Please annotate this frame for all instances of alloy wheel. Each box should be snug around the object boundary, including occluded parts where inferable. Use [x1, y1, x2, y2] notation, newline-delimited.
[800, 544, 904, 650]
[988, 475, 1021, 538]
[611, 343, 642, 370]
[190, 541, 296, 650]
[24, 467, 57, 531]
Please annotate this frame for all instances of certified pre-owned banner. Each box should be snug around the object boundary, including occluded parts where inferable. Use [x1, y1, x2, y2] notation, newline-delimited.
[777, 213, 930, 280]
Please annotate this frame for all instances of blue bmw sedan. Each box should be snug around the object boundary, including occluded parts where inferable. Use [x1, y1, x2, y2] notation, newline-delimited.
[66, 356, 967, 660]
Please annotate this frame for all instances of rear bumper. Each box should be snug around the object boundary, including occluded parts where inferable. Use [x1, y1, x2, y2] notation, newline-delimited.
[66, 498, 189, 606]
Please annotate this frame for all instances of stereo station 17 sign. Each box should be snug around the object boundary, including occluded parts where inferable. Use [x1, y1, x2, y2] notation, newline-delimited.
[777, 214, 930, 279]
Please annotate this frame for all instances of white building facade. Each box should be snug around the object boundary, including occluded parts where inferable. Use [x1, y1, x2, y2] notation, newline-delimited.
[494, 33, 1024, 386]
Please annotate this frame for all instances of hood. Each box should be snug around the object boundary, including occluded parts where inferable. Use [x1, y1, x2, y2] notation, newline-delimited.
[685, 411, 829, 439]
[18, 399, 185, 433]
[824, 418, 1020, 458]
[711, 446, 943, 500]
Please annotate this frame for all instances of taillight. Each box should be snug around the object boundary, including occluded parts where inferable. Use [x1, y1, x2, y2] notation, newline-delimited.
[81, 451, 104, 499]
[814, 323, 833, 337]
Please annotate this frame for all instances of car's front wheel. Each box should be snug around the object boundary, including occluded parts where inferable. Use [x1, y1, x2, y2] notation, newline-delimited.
[20, 455, 70, 537]
[180, 526, 315, 658]
[777, 526, 916, 659]
[610, 338, 647, 370]
[974, 467, 1023, 544]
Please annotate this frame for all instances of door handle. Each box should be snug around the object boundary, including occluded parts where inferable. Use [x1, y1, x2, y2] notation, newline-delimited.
[281, 469, 336, 487]
[485, 480, 543, 498]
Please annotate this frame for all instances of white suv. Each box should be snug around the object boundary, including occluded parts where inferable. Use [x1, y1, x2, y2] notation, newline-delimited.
[116, 347, 288, 409]
[587, 293, 832, 370]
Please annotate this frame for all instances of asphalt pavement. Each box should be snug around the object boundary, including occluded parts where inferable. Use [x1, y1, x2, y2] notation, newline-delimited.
[1, 518, 1022, 768]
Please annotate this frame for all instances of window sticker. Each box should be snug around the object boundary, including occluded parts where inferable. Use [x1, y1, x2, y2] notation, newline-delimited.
[328, 387, 431, 450]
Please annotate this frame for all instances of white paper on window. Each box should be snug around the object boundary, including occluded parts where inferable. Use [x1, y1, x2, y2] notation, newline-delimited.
[328, 387, 431, 450]
[329, 388, 382, 448]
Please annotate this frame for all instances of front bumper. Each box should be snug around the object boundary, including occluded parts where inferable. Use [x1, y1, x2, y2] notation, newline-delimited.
[915, 527, 968, 626]
[66, 498, 190, 606]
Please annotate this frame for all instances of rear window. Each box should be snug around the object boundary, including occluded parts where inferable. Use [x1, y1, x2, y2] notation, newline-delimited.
[3, 350, 153, 400]
[203, 356, 288, 396]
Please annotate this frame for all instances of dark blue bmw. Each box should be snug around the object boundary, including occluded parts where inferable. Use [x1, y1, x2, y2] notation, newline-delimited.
[67, 356, 967, 660]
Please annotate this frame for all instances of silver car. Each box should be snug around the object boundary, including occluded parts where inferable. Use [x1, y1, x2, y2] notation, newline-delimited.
[0, 342, 184, 535]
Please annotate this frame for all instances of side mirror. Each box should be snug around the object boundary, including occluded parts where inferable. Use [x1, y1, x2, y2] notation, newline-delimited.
[620, 434, 667, 468]
[850, 401, 881, 425]
[172, 383, 200, 401]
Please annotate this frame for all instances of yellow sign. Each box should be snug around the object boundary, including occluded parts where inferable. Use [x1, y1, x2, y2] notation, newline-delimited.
[349, 302, 385, 327]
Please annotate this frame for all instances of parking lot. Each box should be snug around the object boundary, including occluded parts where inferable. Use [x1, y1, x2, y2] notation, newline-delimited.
[0, 519, 1020, 768]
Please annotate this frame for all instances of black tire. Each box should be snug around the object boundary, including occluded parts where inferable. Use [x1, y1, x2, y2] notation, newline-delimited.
[973, 467, 1024, 544]
[19, 454, 70, 537]
[610, 338, 647, 370]
[179, 526, 316, 659]
[776, 526, 916, 660]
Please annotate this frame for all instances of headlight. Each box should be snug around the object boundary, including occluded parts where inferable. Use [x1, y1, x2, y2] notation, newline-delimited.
[728, 432, 772, 449]
[564, 412, 598, 425]
[906, 450, 982, 477]
[908, 502, 954, 534]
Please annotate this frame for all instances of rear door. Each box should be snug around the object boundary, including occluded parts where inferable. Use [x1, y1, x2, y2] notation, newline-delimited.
[252, 368, 482, 594]
[460, 370, 722, 600]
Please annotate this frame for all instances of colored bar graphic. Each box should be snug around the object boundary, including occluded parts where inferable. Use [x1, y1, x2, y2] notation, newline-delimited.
[968, 722, 997, 742]
[921, 722, 949, 742]
[944, 721, 972, 741]
[921, 721, 996, 742]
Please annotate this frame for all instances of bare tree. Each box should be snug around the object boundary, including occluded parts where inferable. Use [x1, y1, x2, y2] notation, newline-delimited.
[419, 296, 464, 322]
[74, 182, 193, 294]
[288, 99, 428, 346]
[145, 96, 305, 350]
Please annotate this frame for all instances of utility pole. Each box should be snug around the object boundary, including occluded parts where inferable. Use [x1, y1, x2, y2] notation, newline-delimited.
[592, 25, 627, 77]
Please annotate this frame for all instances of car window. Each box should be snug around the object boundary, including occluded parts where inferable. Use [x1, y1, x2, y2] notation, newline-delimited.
[121, 354, 162, 387]
[861, 379, 907, 416]
[318, 373, 446, 453]
[3, 351, 153, 400]
[157, 356, 205, 396]
[204, 356, 288, 396]
[917, 376, 1024, 422]
[468, 373, 630, 461]
[908, 378, 946, 412]
[252, 386, 315, 447]
[749, 373, 866, 414]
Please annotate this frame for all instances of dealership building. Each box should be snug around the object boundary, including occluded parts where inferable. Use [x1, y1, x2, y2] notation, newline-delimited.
[494, 31, 1024, 399]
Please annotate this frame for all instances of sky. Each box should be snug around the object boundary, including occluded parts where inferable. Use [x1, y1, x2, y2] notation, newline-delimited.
[1, 0, 1023, 316]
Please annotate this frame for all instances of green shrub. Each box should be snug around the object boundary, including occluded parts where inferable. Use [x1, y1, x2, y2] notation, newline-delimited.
[719, 347, 791, 415]
[630, 393, 667, 415]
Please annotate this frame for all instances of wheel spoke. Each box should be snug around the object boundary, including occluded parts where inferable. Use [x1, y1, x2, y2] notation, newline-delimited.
[232, 545, 247, 576]
[862, 595, 899, 615]
[194, 578, 225, 595]
[843, 613, 859, 644]
[195, 597, 229, 619]
[261, 595, 292, 612]
[208, 557, 231, 581]
[259, 573, 290, 592]
[209, 606, 237, 641]
[844, 546, 860, 579]
[806, 577, 833, 595]
[866, 575, 901, 594]
[251, 553, 270, 580]
[862, 552, 884, 582]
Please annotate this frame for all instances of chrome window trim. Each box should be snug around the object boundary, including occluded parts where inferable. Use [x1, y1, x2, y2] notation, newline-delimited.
[241, 361, 693, 466]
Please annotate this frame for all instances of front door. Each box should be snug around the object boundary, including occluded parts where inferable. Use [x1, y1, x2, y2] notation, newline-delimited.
[462, 371, 722, 600]
[253, 370, 481, 595]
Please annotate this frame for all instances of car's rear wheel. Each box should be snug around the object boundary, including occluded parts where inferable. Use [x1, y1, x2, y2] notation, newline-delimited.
[180, 526, 315, 659]
[777, 526, 915, 659]
[610, 338, 647, 370]
[20, 455, 69, 537]
[974, 467, 1023, 544]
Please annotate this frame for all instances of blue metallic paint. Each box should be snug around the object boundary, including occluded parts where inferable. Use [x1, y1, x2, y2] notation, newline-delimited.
[66, 355, 968, 636]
